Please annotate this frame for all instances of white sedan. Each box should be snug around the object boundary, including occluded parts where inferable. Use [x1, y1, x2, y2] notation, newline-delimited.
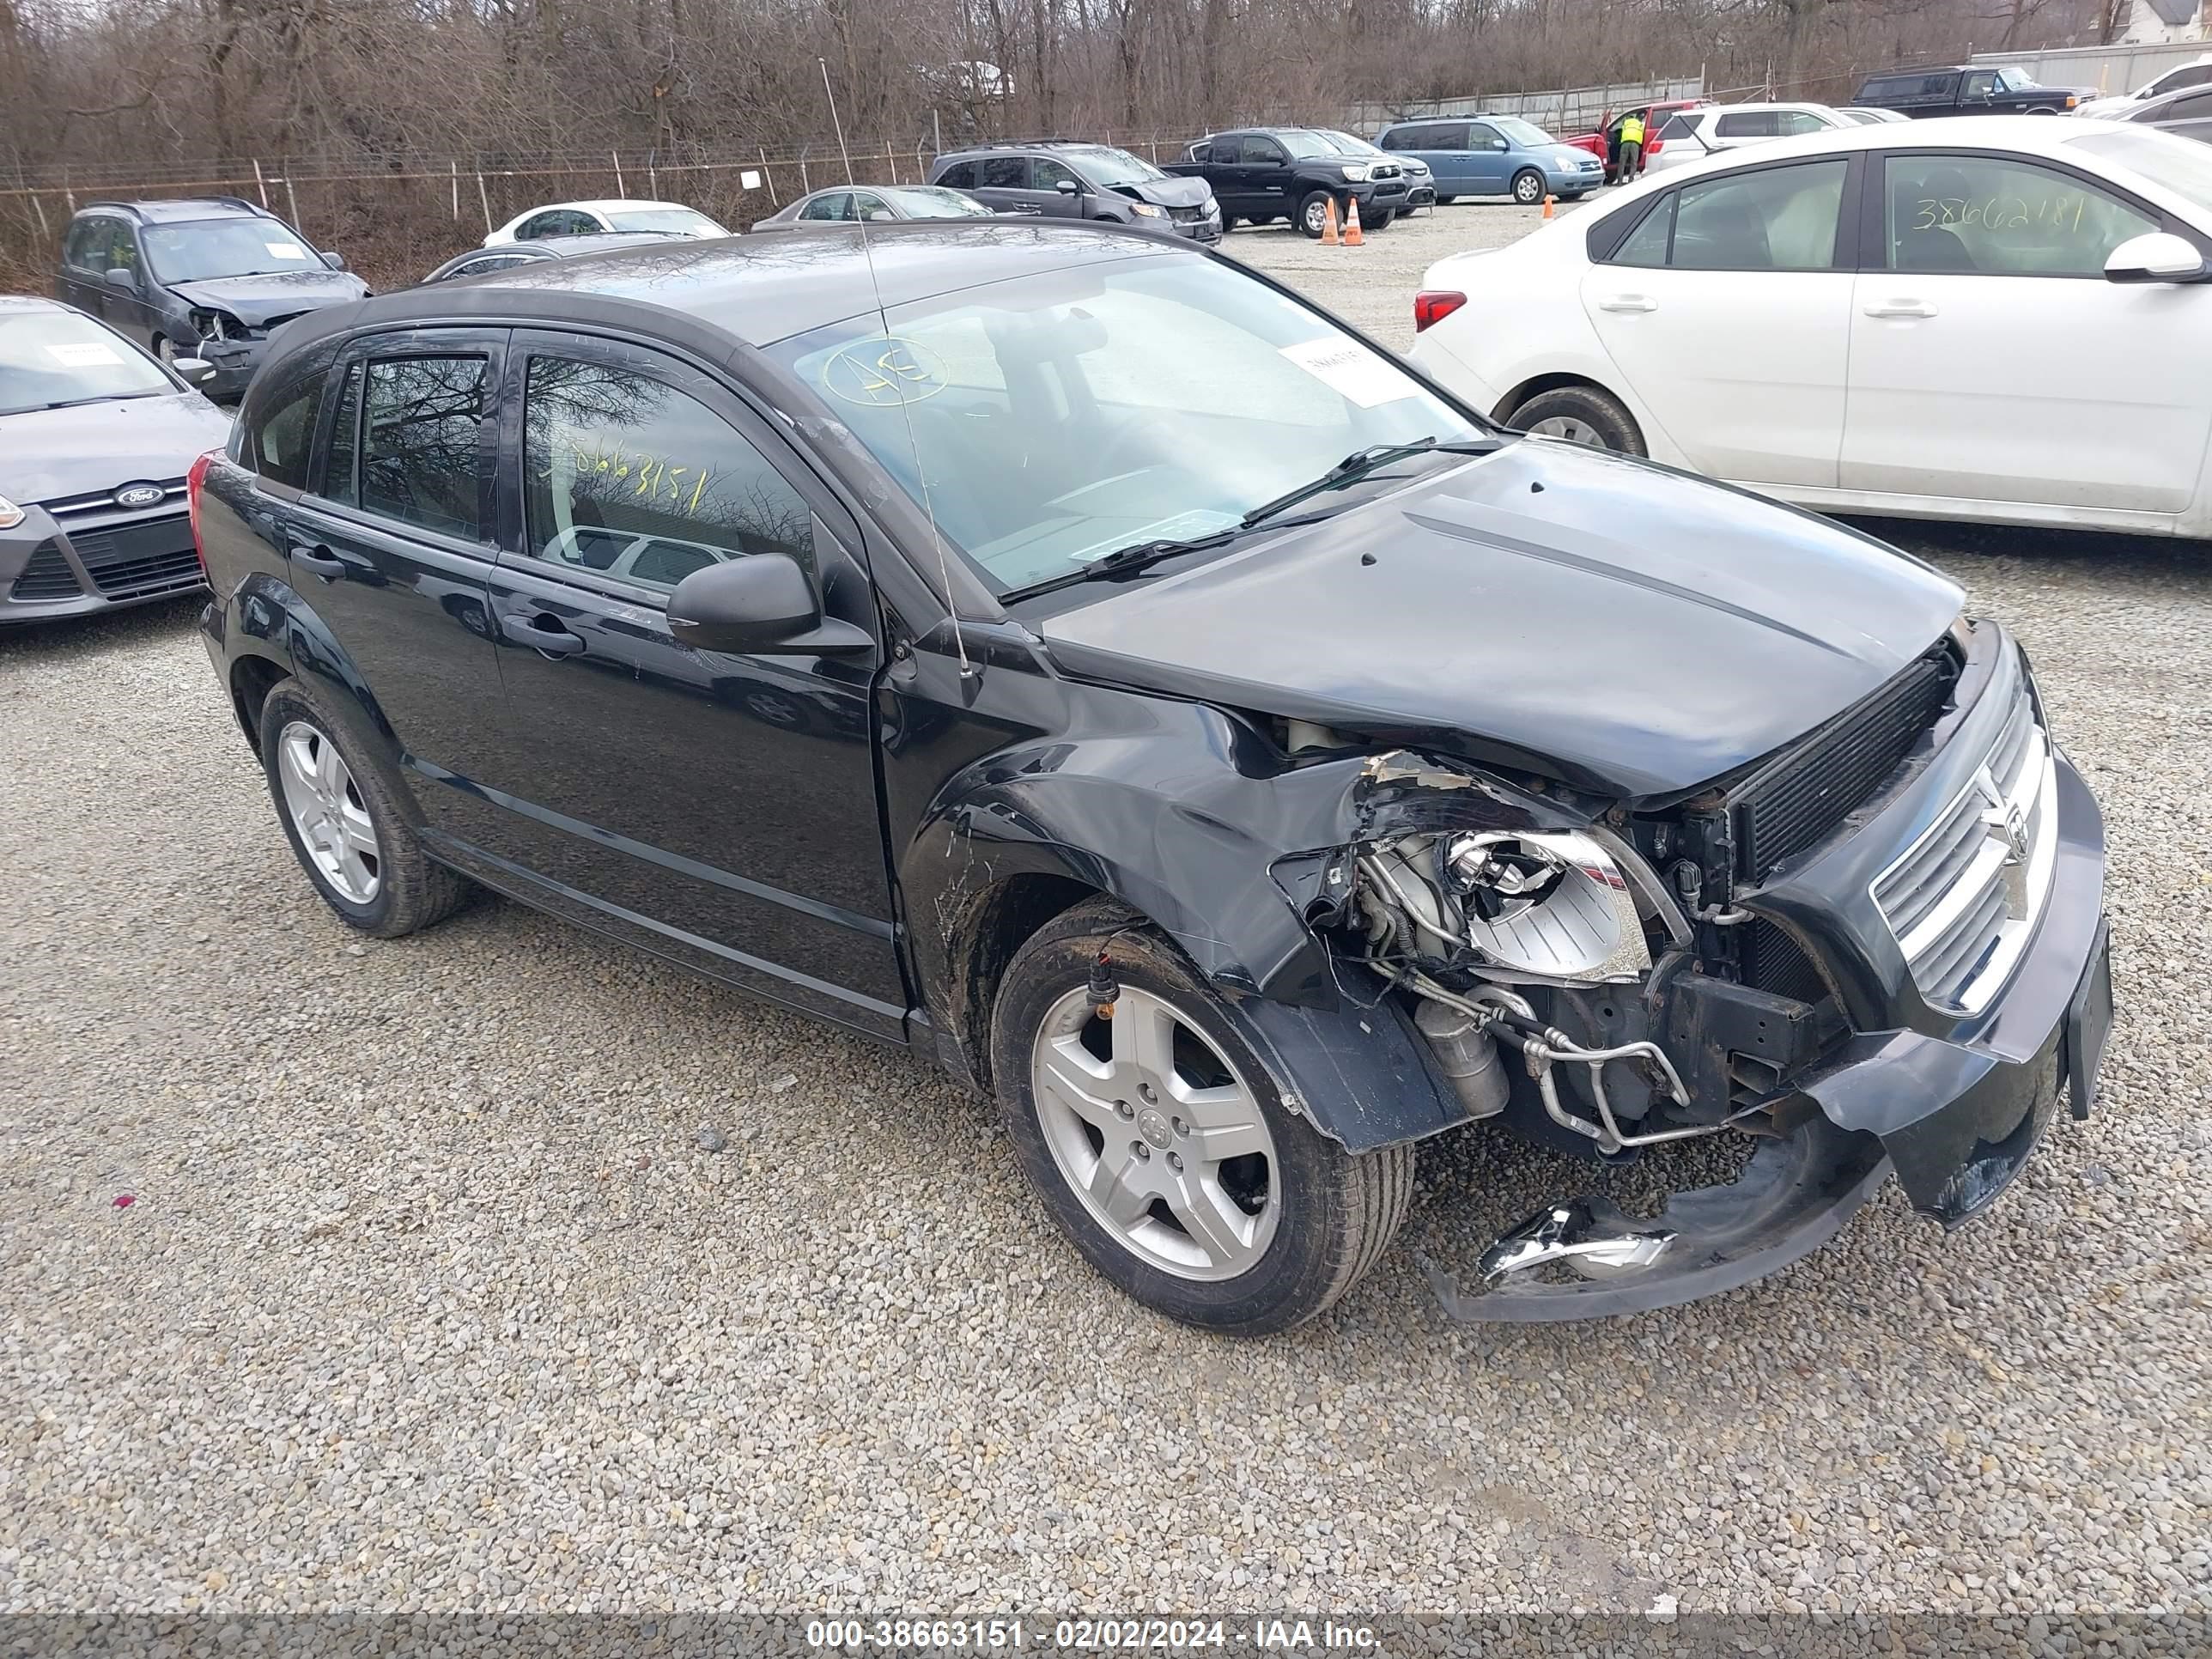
[483, 198, 728, 246]
[1408, 118, 2212, 538]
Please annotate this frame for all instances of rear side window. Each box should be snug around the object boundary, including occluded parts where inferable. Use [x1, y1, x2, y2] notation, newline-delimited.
[978, 156, 1027, 188]
[359, 356, 488, 539]
[1658, 112, 1698, 141]
[1668, 160, 1847, 270]
[521, 354, 815, 596]
[255, 373, 327, 491]
[937, 161, 977, 190]
[1716, 111, 1778, 139]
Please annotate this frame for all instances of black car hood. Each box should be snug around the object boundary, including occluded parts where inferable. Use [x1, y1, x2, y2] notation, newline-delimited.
[167, 270, 369, 325]
[1121, 176, 1215, 210]
[1038, 440, 1963, 800]
[0, 394, 234, 506]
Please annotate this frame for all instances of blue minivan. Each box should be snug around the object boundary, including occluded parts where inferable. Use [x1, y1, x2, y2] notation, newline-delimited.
[1374, 115, 1604, 204]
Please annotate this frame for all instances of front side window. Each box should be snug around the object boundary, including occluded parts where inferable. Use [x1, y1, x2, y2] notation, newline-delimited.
[1243, 136, 1287, 164]
[799, 192, 850, 222]
[0, 306, 173, 417]
[1883, 153, 2156, 276]
[1669, 159, 1846, 269]
[360, 356, 487, 538]
[1032, 158, 1081, 192]
[852, 192, 896, 222]
[1963, 72, 1996, 99]
[523, 356, 813, 595]
[143, 219, 315, 283]
[64, 219, 108, 270]
[765, 254, 1481, 594]
[1467, 124, 1506, 153]
[255, 374, 326, 491]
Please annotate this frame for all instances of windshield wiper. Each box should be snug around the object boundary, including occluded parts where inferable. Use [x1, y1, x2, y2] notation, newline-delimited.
[1239, 436, 1500, 531]
[1000, 510, 1340, 604]
[34, 392, 161, 411]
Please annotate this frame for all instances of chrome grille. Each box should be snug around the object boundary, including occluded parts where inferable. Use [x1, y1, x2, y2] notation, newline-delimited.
[1873, 689, 2055, 1013]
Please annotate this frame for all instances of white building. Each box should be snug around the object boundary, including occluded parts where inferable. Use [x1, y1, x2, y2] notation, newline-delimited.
[2124, 0, 2209, 46]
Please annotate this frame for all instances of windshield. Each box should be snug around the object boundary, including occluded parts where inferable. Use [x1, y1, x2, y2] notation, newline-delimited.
[884, 185, 995, 218]
[1275, 131, 1340, 159]
[2071, 125, 2212, 216]
[605, 206, 726, 235]
[1316, 130, 1382, 157]
[0, 307, 173, 416]
[1492, 116, 1558, 147]
[766, 256, 1483, 593]
[2000, 66, 2036, 90]
[1060, 146, 1166, 185]
[143, 220, 319, 283]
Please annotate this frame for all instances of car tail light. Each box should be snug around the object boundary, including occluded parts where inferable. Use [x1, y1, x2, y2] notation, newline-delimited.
[187, 449, 216, 578]
[1414, 290, 1468, 332]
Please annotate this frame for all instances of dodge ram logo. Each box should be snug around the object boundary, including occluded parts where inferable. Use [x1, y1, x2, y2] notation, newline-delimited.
[115, 483, 165, 508]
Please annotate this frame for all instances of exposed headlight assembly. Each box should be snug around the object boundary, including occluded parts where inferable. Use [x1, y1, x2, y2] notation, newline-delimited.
[1359, 830, 1651, 983]
[1339, 162, 1371, 183]
[0, 493, 23, 532]
[1128, 202, 1166, 218]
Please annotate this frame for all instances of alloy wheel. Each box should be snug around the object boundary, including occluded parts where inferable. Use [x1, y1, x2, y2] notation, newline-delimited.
[276, 720, 381, 903]
[1029, 983, 1279, 1280]
[1528, 416, 1608, 447]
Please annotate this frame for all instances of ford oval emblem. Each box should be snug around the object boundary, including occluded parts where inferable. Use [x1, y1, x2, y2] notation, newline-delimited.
[115, 483, 165, 508]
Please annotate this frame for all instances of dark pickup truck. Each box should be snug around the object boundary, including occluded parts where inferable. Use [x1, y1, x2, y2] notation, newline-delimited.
[1851, 64, 2094, 117]
[1168, 128, 1409, 237]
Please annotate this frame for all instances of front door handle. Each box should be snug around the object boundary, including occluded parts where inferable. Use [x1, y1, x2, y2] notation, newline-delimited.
[501, 612, 586, 657]
[1864, 299, 1937, 319]
[1596, 294, 1657, 313]
[289, 544, 345, 577]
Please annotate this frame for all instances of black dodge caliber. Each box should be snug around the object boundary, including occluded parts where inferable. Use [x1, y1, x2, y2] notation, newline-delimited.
[189, 223, 2112, 1334]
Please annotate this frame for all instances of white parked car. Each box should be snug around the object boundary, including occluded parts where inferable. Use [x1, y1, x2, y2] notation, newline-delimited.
[2076, 54, 2212, 118]
[483, 198, 728, 246]
[1407, 117, 2212, 538]
[1838, 106, 1911, 125]
[1643, 103, 1855, 175]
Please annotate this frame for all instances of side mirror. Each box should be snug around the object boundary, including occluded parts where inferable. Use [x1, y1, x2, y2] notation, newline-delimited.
[321, 250, 348, 270]
[1055, 179, 1080, 195]
[103, 266, 137, 292]
[2105, 231, 2207, 283]
[171, 356, 217, 386]
[666, 552, 872, 655]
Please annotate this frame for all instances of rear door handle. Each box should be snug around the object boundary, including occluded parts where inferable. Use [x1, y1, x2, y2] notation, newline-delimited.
[289, 543, 345, 577]
[1864, 299, 1937, 319]
[1596, 294, 1657, 313]
[501, 612, 586, 657]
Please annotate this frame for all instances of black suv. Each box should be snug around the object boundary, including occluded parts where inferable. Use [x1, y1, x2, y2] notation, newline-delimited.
[1167, 128, 1411, 236]
[56, 197, 367, 400]
[1851, 64, 2094, 116]
[189, 224, 2110, 1337]
[927, 142, 1220, 240]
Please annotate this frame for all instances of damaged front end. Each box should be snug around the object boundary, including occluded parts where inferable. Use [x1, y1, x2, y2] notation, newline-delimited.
[1275, 621, 2111, 1322]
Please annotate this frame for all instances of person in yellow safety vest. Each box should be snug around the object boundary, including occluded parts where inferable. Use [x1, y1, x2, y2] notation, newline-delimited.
[1616, 112, 1647, 183]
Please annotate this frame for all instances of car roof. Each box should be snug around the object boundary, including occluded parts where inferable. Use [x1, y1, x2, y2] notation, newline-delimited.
[522, 198, 704, 215]
[77, 196, 272, 223]
[286, 220, 1188, 354]
[1686, 101, 1838, 116]
[0, 294, 69, 313]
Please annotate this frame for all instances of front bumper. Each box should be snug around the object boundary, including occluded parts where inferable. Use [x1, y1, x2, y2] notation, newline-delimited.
[195, 337, 266, 400]
[1429, 632, 2111, 1322]
[1, 502, 206, 627]
[1547, 161, 1605, 193]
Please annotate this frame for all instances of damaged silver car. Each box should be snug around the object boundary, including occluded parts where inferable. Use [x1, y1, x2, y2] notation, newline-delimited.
[190, 222, 2112, 1334]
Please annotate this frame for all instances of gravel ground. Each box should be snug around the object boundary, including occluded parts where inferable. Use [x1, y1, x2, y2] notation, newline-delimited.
[3, 198, 2209, 1622]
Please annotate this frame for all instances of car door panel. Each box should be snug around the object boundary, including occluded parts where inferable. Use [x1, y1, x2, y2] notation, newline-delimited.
[1841, 151, 2209, 514]
[281, 332, 516, 850]
[478, 330, 905, 1032]
[1463, 124, 1511, 196]
[1583, 159, 1855, 488]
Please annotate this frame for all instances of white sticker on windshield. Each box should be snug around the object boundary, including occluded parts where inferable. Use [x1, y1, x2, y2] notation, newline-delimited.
[1278, 337, 1422, 408]
[267, 242, 310, 259]
[48, 341, 122, 367]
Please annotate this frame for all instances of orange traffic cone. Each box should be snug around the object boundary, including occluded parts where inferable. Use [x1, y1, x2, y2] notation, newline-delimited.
[1321, 196, 1340, 246]
[1343, 196, 1364, 246]
[1542, 193, 1555, 220]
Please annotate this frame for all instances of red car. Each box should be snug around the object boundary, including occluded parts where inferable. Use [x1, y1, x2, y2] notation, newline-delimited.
[1562, 98, 1710, 181]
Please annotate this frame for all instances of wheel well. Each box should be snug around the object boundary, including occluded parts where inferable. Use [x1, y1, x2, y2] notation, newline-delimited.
[1492, 370, 1613, 425]
[228, 654, 288, 756]
[951, 872, 1103, 1091]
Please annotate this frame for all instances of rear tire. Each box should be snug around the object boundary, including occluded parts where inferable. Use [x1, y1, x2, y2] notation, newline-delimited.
[257, 676, 476, 938]
[1506, 382, 1647, 456]
[990, 899, 1413, 1335]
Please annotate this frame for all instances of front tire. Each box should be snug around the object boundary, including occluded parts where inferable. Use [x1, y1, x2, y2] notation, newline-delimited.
[990, 900, 1413, 1335]
[1506, 382, 1647, 455]
[1511, 168, 1547, 205]
[1297, 190, 1338, 239]
[257, 676, 475, 938]
[1218, 213, 1238, 234]
[1434, 193, 1457, 206]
